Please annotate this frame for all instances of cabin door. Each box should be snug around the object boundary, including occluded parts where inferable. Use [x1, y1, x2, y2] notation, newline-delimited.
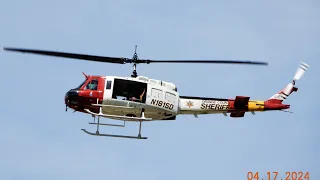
[146, 84, 179, 113]
[103, 78, 114, 100]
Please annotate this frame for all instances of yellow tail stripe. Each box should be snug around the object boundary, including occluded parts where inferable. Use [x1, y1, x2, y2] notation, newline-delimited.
[248, 101, 265, 111]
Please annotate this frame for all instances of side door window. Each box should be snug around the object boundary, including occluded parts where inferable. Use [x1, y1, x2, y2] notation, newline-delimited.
[151, 88, 163, 99]
[165, 92, 176, 103]
[106, 80, 112, 89]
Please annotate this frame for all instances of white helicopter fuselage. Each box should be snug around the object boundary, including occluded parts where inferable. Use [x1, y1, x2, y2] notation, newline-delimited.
[97, 75, 230, 121]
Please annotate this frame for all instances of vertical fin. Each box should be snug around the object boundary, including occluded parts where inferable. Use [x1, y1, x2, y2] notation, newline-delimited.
[268, 62, 309, 103]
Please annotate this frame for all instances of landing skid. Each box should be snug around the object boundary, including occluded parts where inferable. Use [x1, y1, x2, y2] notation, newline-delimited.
[81, 129, 147, 139]
[82, 107, 149, 139]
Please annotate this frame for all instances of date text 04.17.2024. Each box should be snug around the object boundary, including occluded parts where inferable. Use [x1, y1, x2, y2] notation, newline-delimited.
[247, 171, 310, 180]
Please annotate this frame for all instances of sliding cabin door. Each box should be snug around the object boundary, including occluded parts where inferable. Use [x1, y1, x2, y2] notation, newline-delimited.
[146, 84, 179, 114]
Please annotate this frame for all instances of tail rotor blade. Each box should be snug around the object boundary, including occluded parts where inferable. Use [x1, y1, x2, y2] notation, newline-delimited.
[293, 62, 310, 81]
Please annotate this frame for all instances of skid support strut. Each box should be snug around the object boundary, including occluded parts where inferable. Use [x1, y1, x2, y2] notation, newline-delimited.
[138, 108, 145, 138]
[81, 107, 148, 139]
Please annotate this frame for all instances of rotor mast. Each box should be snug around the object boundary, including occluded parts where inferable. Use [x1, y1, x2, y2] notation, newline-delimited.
[131, 45, 139, 78]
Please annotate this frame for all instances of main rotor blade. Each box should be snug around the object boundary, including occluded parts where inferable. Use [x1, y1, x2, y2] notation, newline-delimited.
[3, 47, 268, 66]
[143, 60, 268, 65]
[3, 47, 126, 64]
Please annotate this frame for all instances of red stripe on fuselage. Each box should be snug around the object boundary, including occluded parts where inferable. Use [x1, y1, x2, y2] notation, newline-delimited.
[228, 100, 235, 109]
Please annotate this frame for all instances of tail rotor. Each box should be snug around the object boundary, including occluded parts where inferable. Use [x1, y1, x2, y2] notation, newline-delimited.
[282, 62, 310, 95]
[294, 62, 309, 82]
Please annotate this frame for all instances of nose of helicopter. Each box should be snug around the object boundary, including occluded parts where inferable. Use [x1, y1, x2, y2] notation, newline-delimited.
[65, 89, 79, 106]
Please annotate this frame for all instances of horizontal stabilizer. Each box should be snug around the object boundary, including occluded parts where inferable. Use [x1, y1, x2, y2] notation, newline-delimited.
[230, 111, 245, 118]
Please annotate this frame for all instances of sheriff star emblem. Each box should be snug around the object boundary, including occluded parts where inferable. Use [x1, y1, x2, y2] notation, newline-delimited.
[186, 100, 193, 108]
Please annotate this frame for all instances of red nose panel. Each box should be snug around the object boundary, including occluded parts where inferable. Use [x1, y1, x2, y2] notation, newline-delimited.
[67, 75, 105, 113]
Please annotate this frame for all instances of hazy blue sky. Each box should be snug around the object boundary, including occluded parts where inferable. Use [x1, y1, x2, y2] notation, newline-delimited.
[0, 0, 319, 179]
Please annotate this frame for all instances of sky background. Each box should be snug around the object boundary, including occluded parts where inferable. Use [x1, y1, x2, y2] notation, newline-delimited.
[0, 0, 319, 179]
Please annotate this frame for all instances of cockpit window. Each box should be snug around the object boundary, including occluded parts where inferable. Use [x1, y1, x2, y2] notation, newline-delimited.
[75, 79, 86, 89]
[85, 79, 98, 90]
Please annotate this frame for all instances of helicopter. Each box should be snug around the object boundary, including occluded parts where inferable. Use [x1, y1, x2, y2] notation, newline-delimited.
[3, 46, 310, 139]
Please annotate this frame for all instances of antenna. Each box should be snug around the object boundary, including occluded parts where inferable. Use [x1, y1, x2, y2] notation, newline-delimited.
[280, 110, 294, 113]
[134, 45, 137, 55]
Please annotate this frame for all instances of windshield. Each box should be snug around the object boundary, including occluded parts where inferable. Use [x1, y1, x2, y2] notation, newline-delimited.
[75, 79, 87, 89]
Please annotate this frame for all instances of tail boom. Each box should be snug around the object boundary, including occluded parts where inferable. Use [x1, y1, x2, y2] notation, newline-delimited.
[264, 101, 290, 110]
[178, 62, 309, 118]
[178, 96, 290, 117]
